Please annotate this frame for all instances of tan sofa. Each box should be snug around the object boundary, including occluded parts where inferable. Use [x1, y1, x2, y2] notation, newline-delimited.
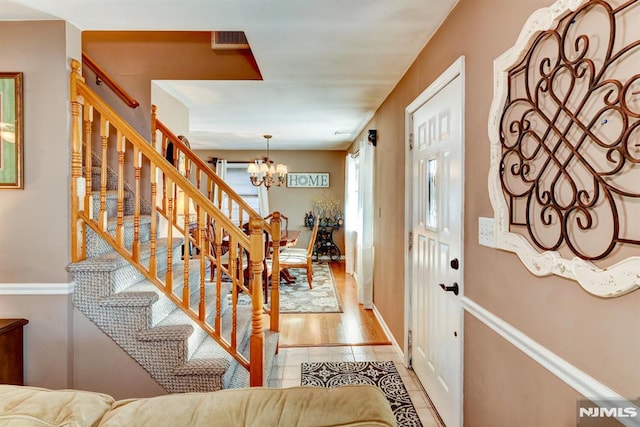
[0, 384, 396, 426]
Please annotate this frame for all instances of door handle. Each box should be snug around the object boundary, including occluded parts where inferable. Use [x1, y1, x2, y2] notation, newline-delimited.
[439, 282, 459, 296]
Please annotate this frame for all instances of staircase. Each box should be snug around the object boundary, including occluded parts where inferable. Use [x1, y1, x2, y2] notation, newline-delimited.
[66, 57, 284, 392]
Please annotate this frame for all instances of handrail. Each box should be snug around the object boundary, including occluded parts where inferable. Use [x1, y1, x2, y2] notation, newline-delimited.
[69, 58, 277, 387]
[81, 52, 140, 109]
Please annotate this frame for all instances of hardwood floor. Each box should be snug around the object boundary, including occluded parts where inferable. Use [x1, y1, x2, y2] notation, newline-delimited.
[278, 261, 391, 347]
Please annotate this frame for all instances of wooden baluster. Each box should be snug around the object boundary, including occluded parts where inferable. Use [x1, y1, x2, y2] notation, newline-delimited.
[151, 105, 157, 145]
[207, 176, 213, 207]
[248, 217, 264, 387]
[182, 192, 190, 309]
[116, 131, 125, 248]
[166, 179, 174, 293]
[198, 208, 206, 322]
[195, 170, 202, 248]
[70, 59, 84, 262]
[161, 134, 168, 215]
[217, 185, 223, 211]
[99, 117, 109, 232]
[230, 238, 238, 351]
[149, 161, 158, 277]
[214, 225, 225, 334]
[184, 145, 191, 179]
[132, 147, 141, 262]
[269, 212, 281, 332]
[83, 105, 93, 221]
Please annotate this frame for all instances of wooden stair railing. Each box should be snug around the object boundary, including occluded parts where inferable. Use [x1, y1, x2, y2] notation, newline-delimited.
[81, 52, 140, 109]
[69, 58, 280, 387]
[152, 109, 281, 332]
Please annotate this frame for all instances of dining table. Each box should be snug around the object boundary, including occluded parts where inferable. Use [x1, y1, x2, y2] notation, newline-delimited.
[223, 224, 303, 288]
[270, 230, 301, 249]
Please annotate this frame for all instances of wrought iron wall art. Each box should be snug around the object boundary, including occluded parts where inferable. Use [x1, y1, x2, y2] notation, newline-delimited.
[488, 0, 640, 296]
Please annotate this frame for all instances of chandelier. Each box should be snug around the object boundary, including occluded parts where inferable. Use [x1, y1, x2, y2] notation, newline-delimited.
[247, 134, 288, 189]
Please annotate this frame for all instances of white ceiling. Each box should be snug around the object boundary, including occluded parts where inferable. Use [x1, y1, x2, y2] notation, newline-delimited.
[2, 0, 458, 150]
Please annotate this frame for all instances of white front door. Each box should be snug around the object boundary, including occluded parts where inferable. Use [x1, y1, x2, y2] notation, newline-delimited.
[408, 57, 464, 427]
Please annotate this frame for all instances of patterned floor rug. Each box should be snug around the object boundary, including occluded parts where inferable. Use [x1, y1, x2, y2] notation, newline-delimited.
[301, 361, 423, 427]
[272, 262, 342, 313]
[227, 262, 342, 313]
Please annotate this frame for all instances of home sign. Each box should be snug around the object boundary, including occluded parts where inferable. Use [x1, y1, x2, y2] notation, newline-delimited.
[287, 173, 329, 188]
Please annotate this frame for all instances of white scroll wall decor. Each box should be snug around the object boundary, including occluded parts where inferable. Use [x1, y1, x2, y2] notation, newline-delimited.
[488, 0, 640, 297]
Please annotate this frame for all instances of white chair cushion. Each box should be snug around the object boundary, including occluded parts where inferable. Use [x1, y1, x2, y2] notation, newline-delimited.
[279, 252, 308, 264]
[279, 247, 308, 257]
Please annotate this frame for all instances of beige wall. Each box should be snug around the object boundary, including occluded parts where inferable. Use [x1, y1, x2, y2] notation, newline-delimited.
[360, 0, 640, 423]
[72, 310, 167, 399]
[195, 149, 346, 252]
[151, 83, 190, 137]
[0, 21, 76, 283]
[0, 294, 73, 389]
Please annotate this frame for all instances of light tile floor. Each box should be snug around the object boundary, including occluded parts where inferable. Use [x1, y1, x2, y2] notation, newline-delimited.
[268, 345, 444, 427]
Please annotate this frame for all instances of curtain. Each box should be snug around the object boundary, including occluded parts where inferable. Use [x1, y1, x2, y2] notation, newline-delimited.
[215, 158, 227, 180]
[357, 137, 374, 309]
[215, 159, 227, 209]
[344, 153, 358, 275]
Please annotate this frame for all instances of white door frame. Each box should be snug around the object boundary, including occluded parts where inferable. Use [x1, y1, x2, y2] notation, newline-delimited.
[403, 55, 465, 423]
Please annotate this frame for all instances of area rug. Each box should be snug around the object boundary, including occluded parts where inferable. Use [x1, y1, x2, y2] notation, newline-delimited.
[227, 262, 342, 313]
[301, 361, 423, 427]
[272, 262, 342, 313]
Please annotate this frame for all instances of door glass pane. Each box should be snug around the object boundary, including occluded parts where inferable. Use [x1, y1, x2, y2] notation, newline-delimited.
[427, 158, 437, 229]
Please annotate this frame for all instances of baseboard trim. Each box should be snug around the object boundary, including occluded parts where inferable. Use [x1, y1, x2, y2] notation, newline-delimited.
[0, 282, 74, 295]
[462, 296, 638, 419]
[372, 304, 403, 359]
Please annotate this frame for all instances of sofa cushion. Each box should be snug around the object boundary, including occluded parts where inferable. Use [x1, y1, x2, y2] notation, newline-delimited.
[0, 384, 115, 427]
[99, 385, 396, 427]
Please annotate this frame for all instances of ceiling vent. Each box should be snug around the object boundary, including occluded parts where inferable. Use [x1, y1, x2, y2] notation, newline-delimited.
[211, 31, 250, 50]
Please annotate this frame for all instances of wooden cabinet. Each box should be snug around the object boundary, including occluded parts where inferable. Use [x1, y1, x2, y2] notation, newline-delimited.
[0, 318, 28, 385]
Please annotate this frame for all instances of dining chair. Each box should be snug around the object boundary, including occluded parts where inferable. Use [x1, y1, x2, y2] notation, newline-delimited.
[263, 212, 288, 237]
[279, 217, 319, 288]
[207, 219, 230, 282]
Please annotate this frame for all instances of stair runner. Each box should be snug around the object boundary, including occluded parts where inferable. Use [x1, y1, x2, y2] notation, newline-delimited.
[67, 165, 278, 392]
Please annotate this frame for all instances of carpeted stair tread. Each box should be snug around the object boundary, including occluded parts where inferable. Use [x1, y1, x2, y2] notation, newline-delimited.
[104, 214, 152, 229]
[174, 357, 230, 376]
[98, 291, 159, 307]
[67, 237, 183, 272]
[137, 324, 194, 342]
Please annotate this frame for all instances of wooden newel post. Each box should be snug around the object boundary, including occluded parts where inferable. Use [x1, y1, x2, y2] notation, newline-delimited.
[269, 212, 281, 332]
[70, 59, 85, 262]
[249, 217, 265, 387]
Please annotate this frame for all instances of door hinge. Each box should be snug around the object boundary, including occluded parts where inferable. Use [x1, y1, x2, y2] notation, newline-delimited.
[408, 231, 413, 251]
[408, 329, 413, 362]
[409, 133, 414, 150]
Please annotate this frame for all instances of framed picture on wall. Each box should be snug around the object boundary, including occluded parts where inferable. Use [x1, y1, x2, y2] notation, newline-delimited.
[0, 72, 23, 189]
